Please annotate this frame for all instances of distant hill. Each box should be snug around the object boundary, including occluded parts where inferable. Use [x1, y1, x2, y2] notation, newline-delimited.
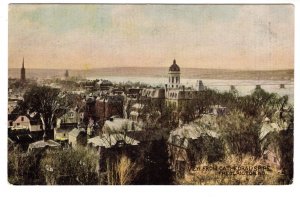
[8, 67, 294, 81]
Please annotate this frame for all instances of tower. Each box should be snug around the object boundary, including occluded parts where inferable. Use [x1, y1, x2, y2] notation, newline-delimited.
[65, 70, 69, 78]
[168, 59, 180, 88]
[20, 57, 26, 82]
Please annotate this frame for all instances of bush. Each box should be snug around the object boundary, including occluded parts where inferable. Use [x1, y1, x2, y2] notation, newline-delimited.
[40, 147, 99, 185]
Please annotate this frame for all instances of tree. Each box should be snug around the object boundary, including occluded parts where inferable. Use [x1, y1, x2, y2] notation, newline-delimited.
[217, 110, 261, 157]
[40, 148, 99, 185]
[20, 85, 71, 138]
[8, 147, 44, 185]
[279, 115, 294, 184]
[135, 138, 174, 185]
[106, 154, 140, 185]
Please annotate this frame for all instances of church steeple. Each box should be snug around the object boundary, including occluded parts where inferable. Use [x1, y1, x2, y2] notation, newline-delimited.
[64, 69, 69, 78]
[21, 57, 26, 82]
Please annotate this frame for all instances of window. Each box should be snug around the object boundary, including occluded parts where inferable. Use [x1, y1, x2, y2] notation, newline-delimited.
[21, 117, 24, 121]
[172, 77, 174, 83]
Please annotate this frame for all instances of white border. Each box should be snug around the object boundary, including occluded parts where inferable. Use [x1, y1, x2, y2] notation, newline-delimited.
[0, 0, 298, 197]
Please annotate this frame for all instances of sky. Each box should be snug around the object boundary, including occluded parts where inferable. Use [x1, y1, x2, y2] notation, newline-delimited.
[8, 4, 294, 70]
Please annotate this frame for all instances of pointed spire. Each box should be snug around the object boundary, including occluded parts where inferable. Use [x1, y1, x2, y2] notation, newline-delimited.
[22, 57, 24, 68]
[173, 59, 176, 64]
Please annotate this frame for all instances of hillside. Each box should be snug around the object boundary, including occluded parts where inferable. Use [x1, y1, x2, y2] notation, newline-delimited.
[8, 67, 294, 81]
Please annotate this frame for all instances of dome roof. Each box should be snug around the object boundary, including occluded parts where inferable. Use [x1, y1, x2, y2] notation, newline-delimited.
[169, 59, 180, 72]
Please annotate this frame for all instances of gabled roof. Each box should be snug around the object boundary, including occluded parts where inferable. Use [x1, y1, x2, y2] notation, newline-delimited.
[126, 130, 167, 142]
[69, 128, 85, 137]
[55, 127, 75, 133]
[12, 113, 41, 125]
[28, 139, 60, 152]
[88, 133, 139, 148]
[259, 122, 281, 141]
[102, 118, 142, 134]
[168, 115, 219, 148]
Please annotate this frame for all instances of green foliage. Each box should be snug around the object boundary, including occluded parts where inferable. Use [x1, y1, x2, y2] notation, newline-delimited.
[279, 122, 294, 184]
[135, 138, 174, 185]
[187, 136, 225, 167]
[8, 148, 44, 185]
[19, 85, 72, 135]
[160, 102, 177, 130]
[175, 87, 294, 185]
[217, 110, 261, 157]
[40, 147, 99, 185]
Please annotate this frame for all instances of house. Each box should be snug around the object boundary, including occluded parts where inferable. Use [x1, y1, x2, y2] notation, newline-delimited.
[86, 118, 101, 136]
[54, 109, 80, 142]
[88, 132, 140, 184]
[28, 137, 61, 152]
[88, 133, 139, 149]
[54, 128, 71, 142]
[11, 113, 42, 132]
[56, 108, 80, 126]
[208, 105, 228, 116]
[94, 95, 124, 122]
[168, 115, 222, 178]
[165, 88, 202, 109]
[127, 88, 142, 99]
[79, 80, 97, 91]
[68, 128, 87, 148]
[259, 118, 282, 168]
[54, 126, 74, 143]
[128, 103, 144, 122]
[141, 88, 165, 106]
[101, 117, 142, 135]
[99, 79, 113, 91]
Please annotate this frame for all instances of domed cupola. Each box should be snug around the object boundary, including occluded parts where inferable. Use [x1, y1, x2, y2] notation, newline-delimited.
[168, 59, 181, 89]
[169, 59, 180, 72]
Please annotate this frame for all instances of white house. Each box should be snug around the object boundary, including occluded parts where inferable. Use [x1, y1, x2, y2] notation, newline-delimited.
[11, 114, 42, 132]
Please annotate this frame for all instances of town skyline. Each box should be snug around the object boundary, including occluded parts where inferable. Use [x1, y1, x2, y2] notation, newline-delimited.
[9, 4, 294, 71]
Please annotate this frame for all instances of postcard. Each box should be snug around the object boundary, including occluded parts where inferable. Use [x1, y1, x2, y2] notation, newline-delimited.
[8, 4, 294, 185]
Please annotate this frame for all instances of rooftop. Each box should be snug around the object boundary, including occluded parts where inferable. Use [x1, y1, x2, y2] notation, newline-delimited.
[169, 59, 180, 72]
[69, 128, 86, 137]
[88, 133, 139, 148]
[168, 115, 219, 148]
[28, 139, 61, 151]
